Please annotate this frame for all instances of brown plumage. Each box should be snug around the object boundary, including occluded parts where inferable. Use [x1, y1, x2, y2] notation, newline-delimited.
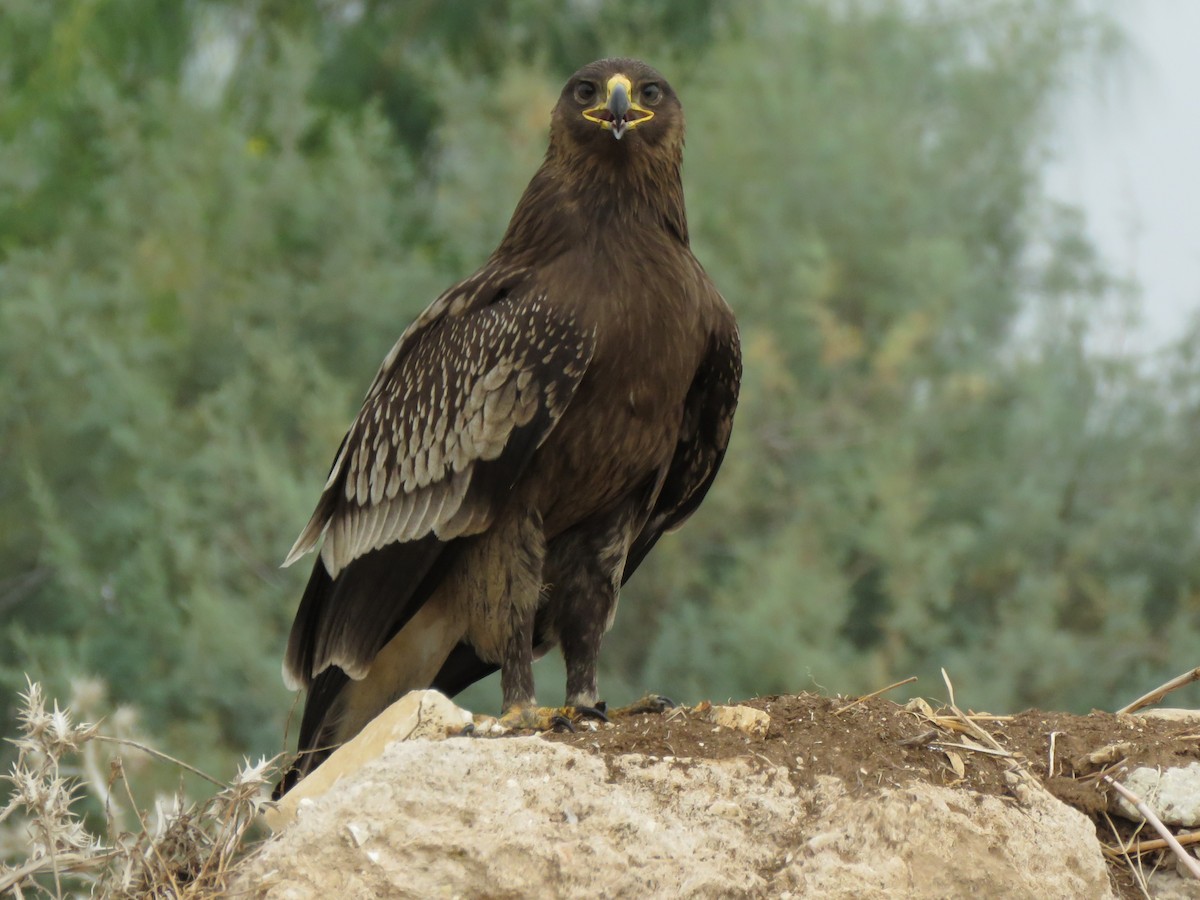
[278, 58, 740, 790]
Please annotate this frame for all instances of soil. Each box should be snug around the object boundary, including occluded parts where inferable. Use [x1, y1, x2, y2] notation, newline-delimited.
[541, 692, 1200, 898]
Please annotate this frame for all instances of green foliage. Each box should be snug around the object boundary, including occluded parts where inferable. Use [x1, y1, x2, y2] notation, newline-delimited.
[2, 0, 1200, 795]
[0, 19, 443, 777]
[608, 0, 1200, 714]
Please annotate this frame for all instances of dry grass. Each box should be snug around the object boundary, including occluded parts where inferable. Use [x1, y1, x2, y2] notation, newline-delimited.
[1, 678, 278, 898]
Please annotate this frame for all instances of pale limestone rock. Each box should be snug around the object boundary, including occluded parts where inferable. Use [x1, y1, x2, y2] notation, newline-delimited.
[240, 731, 1113, 899]
[1135, 708, 1200, 726]
[1112, 762, 1200, 827]
[704, 703, 771, 739]
[1147, 867, 1200, 899]
[265, 689, 471, 830]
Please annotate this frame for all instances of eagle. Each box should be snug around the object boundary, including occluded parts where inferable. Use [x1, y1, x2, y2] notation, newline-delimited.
[278, 58, 741, 790]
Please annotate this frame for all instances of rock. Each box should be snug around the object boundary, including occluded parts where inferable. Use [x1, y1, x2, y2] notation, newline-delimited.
[1146, 868, 1200, 899]
[238, 732, 1113, 899]
[265, 689, 472, 831]
[786, 778, 1111, 899]
[1134, 708, 1200, 726]
[1110, 762, 1200, 827]
[1075, 741, 1135, 771]
[704, 703, 771, 739]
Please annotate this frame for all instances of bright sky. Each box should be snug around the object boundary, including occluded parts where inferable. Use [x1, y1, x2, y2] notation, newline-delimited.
[1044, 0, 1200, 350]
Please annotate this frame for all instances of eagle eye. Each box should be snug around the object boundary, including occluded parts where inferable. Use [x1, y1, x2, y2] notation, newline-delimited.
[641, 83, 662, 106]
[574, 81, 597, 105]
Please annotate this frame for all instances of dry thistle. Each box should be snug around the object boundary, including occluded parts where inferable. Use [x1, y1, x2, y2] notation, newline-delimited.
[1, 676, 281, 898]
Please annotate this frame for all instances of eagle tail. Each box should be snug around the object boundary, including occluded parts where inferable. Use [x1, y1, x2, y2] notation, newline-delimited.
[274, 665, 350, 797]
[276, 541, 465, 796]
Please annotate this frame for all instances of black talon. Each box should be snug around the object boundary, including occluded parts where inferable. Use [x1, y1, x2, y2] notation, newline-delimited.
[551, 714, 576, 733]
[625, 694, 675, 715]
[575, 704, 610, 723]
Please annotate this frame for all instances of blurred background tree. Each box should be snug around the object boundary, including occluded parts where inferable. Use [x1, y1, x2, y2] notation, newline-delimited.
[2, 0, 1198, 792]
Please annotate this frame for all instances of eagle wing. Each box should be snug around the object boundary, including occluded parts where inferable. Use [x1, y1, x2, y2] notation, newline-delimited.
[282, 267, 595, 689]
[429, 309, 740, 700]
[623, 312, 741, 582]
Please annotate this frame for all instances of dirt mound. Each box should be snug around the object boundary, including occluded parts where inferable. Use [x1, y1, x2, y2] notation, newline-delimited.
[549, 692, 1200, 805]
[242, 691, 1200, 899]
[547, 693, 1200, 897]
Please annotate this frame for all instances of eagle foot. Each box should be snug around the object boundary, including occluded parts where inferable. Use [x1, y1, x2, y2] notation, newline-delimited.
[494, 705, 609, 734]
[606, 693, 676, 718]
[563, 703, 610, 724]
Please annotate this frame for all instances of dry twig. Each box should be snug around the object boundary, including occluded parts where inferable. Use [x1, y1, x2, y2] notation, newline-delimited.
[1104, 775, 1200, 881]
[940, 668, 1040, 800]
[1125, 828, 1200, 856]
[1102, 810, 1152, 900]
[914, 714, 1014, 740]
[92, 735, 225, 788]
[0, 851, 118, 894]
[1117, 667, 1200, 716]
[835, 676, 917, 715]
[897, 729, 937, 748]
[938, 671, 1021, 757]
[930, 741, 1013, 758]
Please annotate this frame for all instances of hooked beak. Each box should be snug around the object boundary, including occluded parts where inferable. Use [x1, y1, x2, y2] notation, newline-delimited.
[582, 74, 654, 140]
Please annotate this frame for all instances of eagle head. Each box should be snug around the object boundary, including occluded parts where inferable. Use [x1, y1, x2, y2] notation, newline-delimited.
[551, 58, 683, 156]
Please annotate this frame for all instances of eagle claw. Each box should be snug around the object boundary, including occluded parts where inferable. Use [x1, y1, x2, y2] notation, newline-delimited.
[573, 704, 610, 724]
[608, 693, 676, 717]
[495, 705, 595, 733]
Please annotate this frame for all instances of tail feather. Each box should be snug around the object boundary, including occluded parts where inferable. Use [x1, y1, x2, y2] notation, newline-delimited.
[276, 540, 465, 796]
[274, 666, 349, 798]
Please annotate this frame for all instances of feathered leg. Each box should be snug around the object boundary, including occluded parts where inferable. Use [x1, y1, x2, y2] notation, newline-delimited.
[543, 504, 640, 708]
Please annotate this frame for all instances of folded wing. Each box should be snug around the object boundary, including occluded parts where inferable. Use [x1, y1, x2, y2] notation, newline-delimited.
[282, 272, 595, 690]
[624, 318, 741, 582]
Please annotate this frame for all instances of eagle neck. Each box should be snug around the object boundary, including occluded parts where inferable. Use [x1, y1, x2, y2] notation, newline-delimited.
[496, 146, 689, 263]
[570, 150, 689, 247]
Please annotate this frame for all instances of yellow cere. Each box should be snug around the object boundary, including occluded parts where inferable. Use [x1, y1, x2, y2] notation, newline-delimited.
[607, 74, 634, 98]
[582, 73, 655, 133]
